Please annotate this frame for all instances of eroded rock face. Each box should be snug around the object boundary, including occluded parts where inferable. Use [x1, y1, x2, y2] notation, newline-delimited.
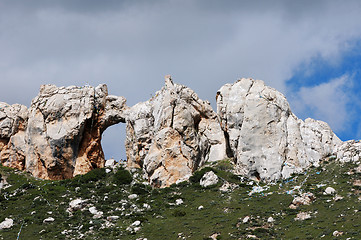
[0, 102, 28, 170]
[2, 84, 127, 180]
[216, 78, 341, 181]
[335, 140, 361, 163]
[126, 76, 227, 187]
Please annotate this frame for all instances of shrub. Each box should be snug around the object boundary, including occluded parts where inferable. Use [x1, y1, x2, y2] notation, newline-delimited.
[173, 209, 186, 217]
[216, 159, 234, 171]
[113, 168, 132, 185]
[131, 183, 150, 195]
[75, 168, 106, 183]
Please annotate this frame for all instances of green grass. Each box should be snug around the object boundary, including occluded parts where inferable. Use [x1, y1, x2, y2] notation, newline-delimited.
[0, 159, 360, 239]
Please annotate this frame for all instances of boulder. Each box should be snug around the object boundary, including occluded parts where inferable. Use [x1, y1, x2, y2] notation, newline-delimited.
[67, 198, 88, 212]
[2, 84, 128, 180]
[290, 192, 315, 208]
[200, 171, 219, 187]
[126, 76, 227, 187]
[216, 78, 341, 181]
[0, 218, 14, 230]
[294, 212, 311, 221]
[324, 186, 336, 195]
[105, 158, 116, 168]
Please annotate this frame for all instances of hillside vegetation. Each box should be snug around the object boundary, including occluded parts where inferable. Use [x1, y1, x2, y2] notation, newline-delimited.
[0, 158, 360, 240]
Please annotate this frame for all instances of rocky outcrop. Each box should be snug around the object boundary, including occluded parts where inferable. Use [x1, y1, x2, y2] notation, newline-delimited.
[216, 78, 341, 181]
[335, 140, 361, 163]
[126, 76, 227, 187]
[0, 77, 355, 187]
[1, 84, 128, 180]
[0, 102, 28, 170]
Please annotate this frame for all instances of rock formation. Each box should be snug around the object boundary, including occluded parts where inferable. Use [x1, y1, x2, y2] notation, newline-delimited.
[0, 102, 28, 170]
[216, 78, 342, 181]
[0, 76, 358, 187]
[1, 84, 127, 179]
[125, 76, 227, 187]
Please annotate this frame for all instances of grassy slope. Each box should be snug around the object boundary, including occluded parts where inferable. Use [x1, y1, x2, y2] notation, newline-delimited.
[0, 159, 360, 240]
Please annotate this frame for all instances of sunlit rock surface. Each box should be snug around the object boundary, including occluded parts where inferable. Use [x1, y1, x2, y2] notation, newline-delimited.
[216, 78, 341, 181]
[126, 76, 227, 187]
[2, 84, 128, 179]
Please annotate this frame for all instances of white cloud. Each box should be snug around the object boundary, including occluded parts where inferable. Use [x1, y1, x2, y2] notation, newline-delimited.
[290, 75, 351, 132]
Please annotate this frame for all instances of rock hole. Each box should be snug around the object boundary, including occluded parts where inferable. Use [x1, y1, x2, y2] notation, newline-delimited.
[101, 123, 127, 162]
[250, 170, 261, 181]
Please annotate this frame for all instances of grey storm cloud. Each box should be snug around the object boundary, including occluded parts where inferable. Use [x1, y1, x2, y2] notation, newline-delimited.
[1, 0, 361, 159]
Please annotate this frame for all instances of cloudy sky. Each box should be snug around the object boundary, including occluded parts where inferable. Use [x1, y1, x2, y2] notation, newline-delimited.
[1, 0, 361, 160]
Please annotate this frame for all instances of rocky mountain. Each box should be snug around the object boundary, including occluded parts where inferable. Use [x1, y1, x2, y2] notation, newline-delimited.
[0, 76, 360, 187]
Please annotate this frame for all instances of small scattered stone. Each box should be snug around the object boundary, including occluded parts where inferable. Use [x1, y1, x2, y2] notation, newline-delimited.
[43, 217, 55, 223]
[131, 220, 141, 227]
[128, 194, 138, 200]
[267, 217, 274, 223]
[175, 199, 183, 205]
[247, 235, 258, 239]
[333, 195, 344, 201]
[242, 216, 250, 223]
[333, 230, 344, 236]
[324, 187, 336, 195]
[107, 216, 119, 221]
[89, 207, 103, 219]
[210, 233, 220, 240]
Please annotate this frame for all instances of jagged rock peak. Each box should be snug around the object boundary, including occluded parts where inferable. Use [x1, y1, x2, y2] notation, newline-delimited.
[126, 75, 228, 187]
[217, 78, 342, 181]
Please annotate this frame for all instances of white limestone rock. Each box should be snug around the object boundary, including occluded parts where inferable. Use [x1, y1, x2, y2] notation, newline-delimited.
[0, 102, 28, 139]
[0, 102, 28, 170]
[200, 171, 219, 187]
[89, 206, 103, 219]
[2, 84, 128, 180]
[290, 192, 316, 208]
[335, 140, 361, 163]
[325, 186, 336, 195]
[175, 199, 184, 205]
[216, 78, 341, 181]
[242, 216, 250, 223]
[43, 217, 55, 223]
[126, 76, 227, 187]
[105, 158, 116, 168]
[67, 198, 88, 212]
[0, 218, 13, 230]
[294, 212, 312, 221]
